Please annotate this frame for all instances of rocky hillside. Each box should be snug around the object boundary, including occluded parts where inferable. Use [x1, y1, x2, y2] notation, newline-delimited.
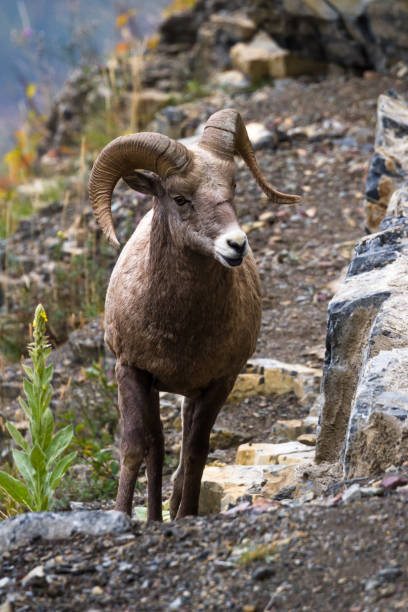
[1, 1, 408, 610]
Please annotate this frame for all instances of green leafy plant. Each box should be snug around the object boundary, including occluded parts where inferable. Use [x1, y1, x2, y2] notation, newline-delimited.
[0, 304, 76, 512]
[134, 500, 171, 522]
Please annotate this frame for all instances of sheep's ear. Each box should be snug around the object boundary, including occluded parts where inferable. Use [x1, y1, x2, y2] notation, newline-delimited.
[122, 170, 164, 197]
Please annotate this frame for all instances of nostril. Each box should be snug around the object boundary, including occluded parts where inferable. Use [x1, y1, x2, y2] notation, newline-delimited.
[227, 238, 247, 254]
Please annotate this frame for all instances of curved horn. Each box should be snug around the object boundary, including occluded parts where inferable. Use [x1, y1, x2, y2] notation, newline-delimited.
[89, 133, 192, 248]
[199, 109, 301, 205]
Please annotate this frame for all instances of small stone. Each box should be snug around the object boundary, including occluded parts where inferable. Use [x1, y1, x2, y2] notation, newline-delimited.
[377, 566, 402, 582]
[297, 491, 315, 503]
[252, 566, 275, 581]
[365, 578, 381, 591]
[169, 597, 183, 610]
[360, 486, 384, 497]
[297, 433, 316, 446]
[273, 485, 296, 500]
[0, 577, 11, 589]
[118, 562, 133, 572]
[212, 70, 249, 91]
[21, 565, 46, 588]
[379, 583, 396, 597]
[380, 474, 408, 490]
[91, 586, 104, 596]
[342, 483, 362, 504]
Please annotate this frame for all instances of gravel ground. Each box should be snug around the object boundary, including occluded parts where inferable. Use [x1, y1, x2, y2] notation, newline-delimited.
[2, 491, 408, 611]
[2, 73, 408, 611]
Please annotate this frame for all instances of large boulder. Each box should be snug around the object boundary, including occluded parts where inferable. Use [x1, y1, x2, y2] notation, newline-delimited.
[315, 212, 408, 476]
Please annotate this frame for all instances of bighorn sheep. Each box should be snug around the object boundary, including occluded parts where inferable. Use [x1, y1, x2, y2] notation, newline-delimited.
[89, 109, 300, 520]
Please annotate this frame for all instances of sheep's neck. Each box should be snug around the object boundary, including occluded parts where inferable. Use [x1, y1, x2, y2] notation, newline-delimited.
[147, 206, 232, 318]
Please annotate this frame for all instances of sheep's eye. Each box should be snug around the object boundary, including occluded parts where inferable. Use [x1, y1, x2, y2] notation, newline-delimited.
[232, 182, 237, 189]
[174, 195, 187, 206]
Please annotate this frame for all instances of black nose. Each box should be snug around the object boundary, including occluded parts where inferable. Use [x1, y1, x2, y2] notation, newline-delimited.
[227, 238, 247, 255]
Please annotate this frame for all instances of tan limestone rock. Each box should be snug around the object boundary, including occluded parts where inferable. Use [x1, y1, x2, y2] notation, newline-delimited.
[277, 450, 315, 465]
[228, 358, 321, 403]
[271, 418, 317, 441]
[199, 464, 297, 514]
[230, 32, 289, 80]
[236, 441, 313, 466]
[297, 433, 317, 446]
[259, 465, 299, 498]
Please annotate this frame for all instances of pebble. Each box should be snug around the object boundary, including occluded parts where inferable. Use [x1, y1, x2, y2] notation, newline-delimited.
[118, 562, 133, 572]
[360, 486, 384, 497]
[169, 596, 183, 609]
[21, 565, 46, 588]
[342, 483, 362, 504]
[377, 566, 402, 582]
[91, 586, 104, 596]
[252, 566, 275, 581]
[0, 577, 12, 589]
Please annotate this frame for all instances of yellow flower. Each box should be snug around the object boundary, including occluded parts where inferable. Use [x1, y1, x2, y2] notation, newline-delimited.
[26, 83, 36, 99]
[40, 312, 48, 322]
[42, 385, 46, 390]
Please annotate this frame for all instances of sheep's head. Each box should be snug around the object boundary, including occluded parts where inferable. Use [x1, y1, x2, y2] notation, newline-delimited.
[89, 109, 300, 267]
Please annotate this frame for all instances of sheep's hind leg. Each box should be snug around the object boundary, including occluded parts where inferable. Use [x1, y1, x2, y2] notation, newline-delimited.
[175, 376, 236, 519]
[169, 397, 194, 519]
[115, 364, 161, 517]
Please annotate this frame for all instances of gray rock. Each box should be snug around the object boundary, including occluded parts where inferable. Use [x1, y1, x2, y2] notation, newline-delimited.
[364, 92, 408, 233]
[0, 577, 12, 590]
[252, 565, 275, 580]
[0, 510, 131, 553]
[21, 565, 46, 588]
[342, 483, 361, 504]
[377, 566, 402, 582]
[316, 215, 408, 475]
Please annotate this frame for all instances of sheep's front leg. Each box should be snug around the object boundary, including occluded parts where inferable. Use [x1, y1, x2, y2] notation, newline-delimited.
[115, 364, 163, 519]
[143, 384, 164, 522]
[171, 376, 236, 519]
